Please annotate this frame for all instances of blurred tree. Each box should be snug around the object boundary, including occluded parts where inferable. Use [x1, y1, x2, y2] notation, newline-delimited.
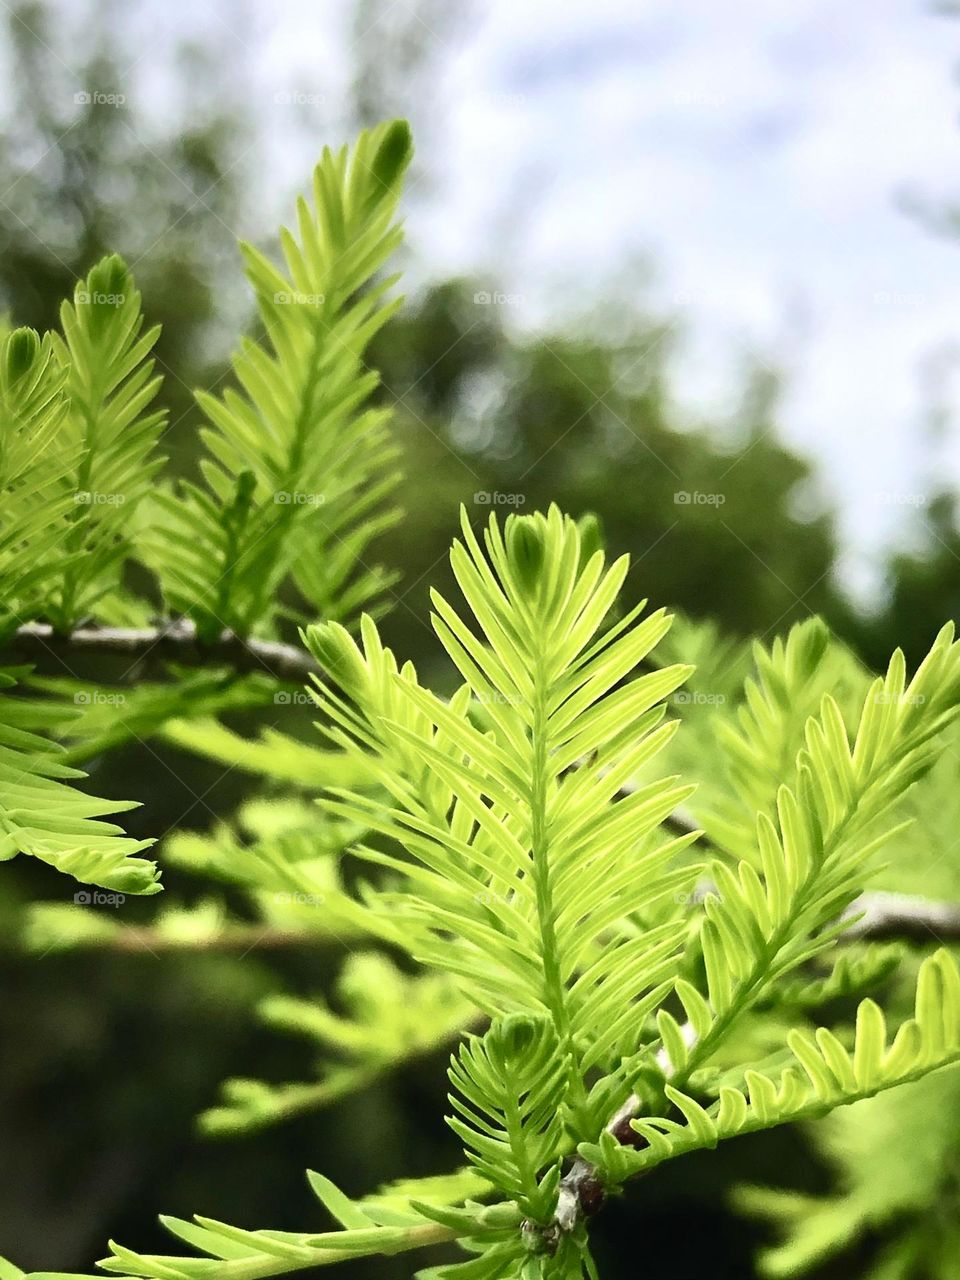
[0, 0, 249, 448]
[0, 0, 850, 661]
[0, 7, 871, 1280]
[348, 0, 473, 132]
[367, 279, 847, 670]
[0, 3, 298, 1272]
[851, 492, 960, 670]
[846, 344, 960, 669]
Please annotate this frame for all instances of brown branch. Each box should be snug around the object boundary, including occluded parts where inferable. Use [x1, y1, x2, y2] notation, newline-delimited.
[9, 620, 319, 683]
[840, 891, 960, 942]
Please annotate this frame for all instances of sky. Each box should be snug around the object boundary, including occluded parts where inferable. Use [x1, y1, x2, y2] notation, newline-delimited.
[216, 0, 960, 599]
[21, 0, 960, 599]
[418, 1, 960, 597]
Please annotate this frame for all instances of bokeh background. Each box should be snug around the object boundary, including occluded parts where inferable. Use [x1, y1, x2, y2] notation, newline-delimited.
[3, 1, 960, 1276]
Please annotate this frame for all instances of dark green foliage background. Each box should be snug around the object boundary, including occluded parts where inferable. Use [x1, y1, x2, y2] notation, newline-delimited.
[0, 3, 956, 1277]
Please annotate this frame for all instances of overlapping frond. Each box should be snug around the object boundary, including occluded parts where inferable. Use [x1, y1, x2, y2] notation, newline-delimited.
[163, 797, 368, 936]
[0, 668, 158, 893]
[737, 1064, 960, 1279]
[702, 618, 866, 857]
[729, 713, 960, 1280]
[201, 954, 472, 1135]
[24, 671, 277, 766]
[48, 255, 166, 629]
[641, 613, 752, 822]
[22, 897, 229, 954]
[161, 716, 374, 789]
[142, 120, 412, 642]
[659, 620, 960, 1088]
[769, 943, 903, 1011]
[306, 505, 699, 1129]
[79, 1172, 519, 1280]
[0, 327, 77, 631]
[582, 948, 960, 1184]
[0, 1170, 514, 1280]
[447, 1014, 567, 1222]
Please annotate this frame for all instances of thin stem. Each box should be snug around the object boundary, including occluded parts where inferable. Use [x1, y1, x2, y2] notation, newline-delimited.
[236, 312, 327, 632]
[529, 652, 591, 1131]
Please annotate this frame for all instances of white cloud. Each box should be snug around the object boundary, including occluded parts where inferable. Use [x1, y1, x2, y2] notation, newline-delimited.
[403, 0, 960, 596]
[51, 0, 960, 597]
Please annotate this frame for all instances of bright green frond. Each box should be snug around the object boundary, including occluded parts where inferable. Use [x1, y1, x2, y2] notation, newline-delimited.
[160, 715, 374, 789]
[306, 505, 697, 1131]
[582, 948, 960, 1184]
[82, 1171, 521, 1280]
[737, 1063, 960, 1279]
[48, 255, 165, 629]
[448, 1014, 567, 1222]
[664, 621, 960, 1087]
[162, 798, 366, 935]
[769, 943, 904, 1010]
[0, 327, 78, 631]
[0, 668, 158, 893]
[703, 618, 867, 857]
[22, 897, 229, 953]
[24, 671, 277, 766]
[142, 120, 412, 641]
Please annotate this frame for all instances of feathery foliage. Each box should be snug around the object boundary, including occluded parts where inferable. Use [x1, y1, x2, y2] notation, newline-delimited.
[141, 120, 412, 641]
[23, 670, 278, 766]
[733, 719, 960, 1280]
[5, 119, 960, 1280]
[202, 954, 471, 1135]
[737, 1065, 960, 1280]
[0, 327, 75, 632]
[49, 255, 166, 630]
[447, 1014, 567, 1223]
[0, 667, 158, 893]
[307, 505, 699, 1135]
[91, 1171, 519, 1280]
[582, 948, 960, 1181]
[649, 617, 960, 1099]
